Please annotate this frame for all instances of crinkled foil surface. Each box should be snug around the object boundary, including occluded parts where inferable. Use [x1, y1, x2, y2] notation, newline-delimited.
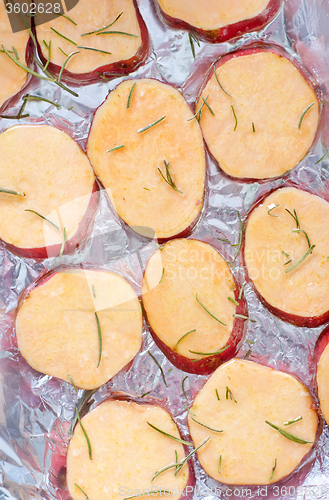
[1, 1, 329, 499]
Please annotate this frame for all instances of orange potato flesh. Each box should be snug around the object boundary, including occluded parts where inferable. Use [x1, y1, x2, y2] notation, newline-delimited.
[317, 344, 329, 426]
[67, 400, 189, 500]
[156, 0, 270, 31]
[0, 3, 29, 109]
[244, 187, 329, 318]
[35, 0, 142, 74]
[0, 125, 95, 251]
[199, 51, 319, 179]
[142, 239, 236, 360]
[87, 79, 206, 239]
[189, 359, 318, 485]
[16, 269, 142, 390]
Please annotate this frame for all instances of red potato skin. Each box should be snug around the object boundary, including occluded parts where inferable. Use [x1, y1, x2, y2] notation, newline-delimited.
[142, 243, 248, 375]
[1, 180, 99, 260]
[195, 42, 322, 184]
[33, 0, 150, 85]
[310, 325, 329, 395]
[49, 394, 196, 500]
[241, 180, 329, 328]
[152, 0, 281, 44]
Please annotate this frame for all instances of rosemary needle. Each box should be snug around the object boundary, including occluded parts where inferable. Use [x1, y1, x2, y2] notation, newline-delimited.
[215, 389, 220, 401]
[285, 245, 315, 273]
[140, 391, 151, 398]
[269, 458, 277, 481]
[189, 346, 229, 356]
[74, 484, 90, 500]
[182, 376, 188, 399]
[299, 102, 315, 130]
[1, 44, 55, 82]
[226, 387, 237, 403]
[77, 46, 112, 55]
[238, 281, 246, 301]
[233, 314, 249, 320]
[265, 421, 312, 444]
[138, 115, 166, 134]
[96, 31, 138, 38]
[285, 208, 300, 229]
[191, 416, 223, 433]
[252, 122, 256, 133]
[148, 351, 168, 387]
[284, 416, 303, 426]
[58, 47, 68, 57]
[127, 82, 136, 109]
[214, 67, 233, 98]
[23, 94, 61, 109]
[68, 374, 78, 392]
[228, 296, 239, 306]
[196, 293, 227, 326]
[24, 209, 60, 231]
[218, 455, 222, 473]
[202, 96, 215, 116]
[63, 15, 77, 25]
[50, 27, 77, 46]
[175, 329, 196, 349]
[159, 268, 165, 284]
[231, 105, 238, 131]
[76, 407, 92, 459]
[158, 160, 184, 194]
[81, 12, 124, 36]
[188, 32, 200, 59]
[315, 151, 329, 165]
[147, 422, 192, 446]
[1, 187, 25, 197]
[175, 436, 211, 476]
[267, 203, 280, 217]
[107, 144, 124, 153]
[59, 227, 67, 261]
[58, 51, 80, 82]
[95, 312, 102, 367]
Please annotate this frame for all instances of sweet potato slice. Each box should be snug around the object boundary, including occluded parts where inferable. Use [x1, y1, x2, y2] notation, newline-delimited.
[67, 399, 191, 500]
[35, 0, 149, 84]
[244, 187, 329, 326]
[188, 359, 318, 485]
[0, 3, 30, 110]
[87, 79, 206, 240]
[15, 269, 142, 390]
[142, 239, 246, 374]
[0, 125, 96, 259]
[198, 48, 319, 179]
[155, 0, 281, 43]
[316, 327, 329, 427]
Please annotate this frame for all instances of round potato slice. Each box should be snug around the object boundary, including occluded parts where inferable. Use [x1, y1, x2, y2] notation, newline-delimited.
[198, 49, 319, 179]
[67, 399, 191, 500]
[15, 269, 142, 389]
[87, 79, 206, 240]
[188, 359, 318, 485]
[35, 0, 149, 83]
[0, 125, 96, 258]
[0, 2, 30, 109]
[142, 239, 246, 374]
[244, 187, 329, 326]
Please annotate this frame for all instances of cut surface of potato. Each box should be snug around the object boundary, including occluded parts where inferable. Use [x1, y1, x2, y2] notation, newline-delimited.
[199, 50, 319, 179]
[87, 79, 206, 239]
[188, 359, 318, 485]
[35, 0, 146, 78]
[0, 125, 95, 256]
[67, 399, 190, 500]
[244, 187, 329, 325]
[16, 269, 142, 389]
[317, 342, 329, 426]
[156, 0, 271, 31]
[0, 3, 30, 109]
[142, 239, 237, 360]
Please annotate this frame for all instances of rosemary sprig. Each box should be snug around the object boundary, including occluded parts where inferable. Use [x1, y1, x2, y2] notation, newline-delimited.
[315, 151, 329, 165]
[0, 111, 29, 119]
[138, 115, 166, 134]
[127, 82, 136, 109]
[76, 407, 92, 459]
[68, 373, 78, 392]
[189, 345, 229, 356]
[107, 144, 124, 153]
[202, 96, 215, 116]
[74, 484, 89, 500]
[158, 160, 184, 194]
[1, 44, 55, 82]
[96, 31, 138, 38]
[215, 389, 220, 401]
[292, 228, 311, 249]
[43, 39, 51, 70]
[269, 458, 277, 481]
[285, 245, 315, 273]
[213, 67, 233, 98]
[231, 105, 238, 131]
[268, 203, 280, 217]
[124, 490, 172, 500]
[232, 211, 244, 262]
[22, 94, 61, 109]
[299, 103, 315, 130]
[81, 12, 124, 36]
[148, 351, 168, 387]
[63, 15, 77, 25]
[0, 187, 25, 196]
[24, 209, 60, 231]
[175, 329, 196, 349]
[95, 312, 102, 367]
[182, 376, 188, 399]
[187, 95, 209, 123]
[284, 416, 303, 426]
[196, 293, 227, 326]
[191, 416, 223, 433]
[58, 51, 80, 82]
[188, 32, 200, 59]
[265, 421, 312, 444]
[33, 56, 79, 97]
[176, 436, 211, 476]
[285, 208, 300, 229]
[226, 387, 237, 403]
[50, 27, 77, 46]
[228, 296, 239, 306]
[218, 455, 222, 473]
[59, 227, 67, 261]
[77, 46, 112, 55]
[147, 422, 192, 446]
[252, 122, 256, 133]
[238, 281, 246, 301]
[151, 462, 180, 482]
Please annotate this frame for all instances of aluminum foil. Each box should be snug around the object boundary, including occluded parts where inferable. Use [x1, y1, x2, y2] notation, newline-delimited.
[1, 0, 329, 499]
